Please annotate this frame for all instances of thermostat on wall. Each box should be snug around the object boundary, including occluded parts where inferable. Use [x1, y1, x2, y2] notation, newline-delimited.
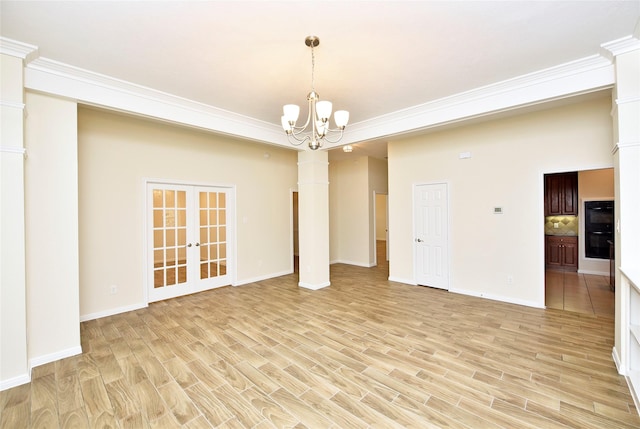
[494, 207, 503, 214]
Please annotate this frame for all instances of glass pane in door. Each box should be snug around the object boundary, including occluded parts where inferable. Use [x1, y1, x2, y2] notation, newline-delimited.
[153, 188, 188, 288]
[199, 191, 227, 279]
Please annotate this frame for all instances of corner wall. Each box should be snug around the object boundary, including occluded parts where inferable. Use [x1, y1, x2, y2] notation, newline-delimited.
[388, 96, 614, 307]
[329, 156, 388, 267]
[24, 92, 82, 367]
[78, 107, 298, 319]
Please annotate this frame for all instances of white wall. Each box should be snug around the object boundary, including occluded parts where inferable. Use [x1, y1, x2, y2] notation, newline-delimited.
[578, 168, 614, 275]
[0, 53, 29, 389]
[78, 107, 298, 319]
[24, 92, 82, 366]
[388, 96, 614, 307]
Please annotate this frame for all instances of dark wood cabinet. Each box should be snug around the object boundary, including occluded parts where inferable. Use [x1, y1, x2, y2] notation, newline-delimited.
[545, 172, 578, 216]
[545, 235, 578, 271]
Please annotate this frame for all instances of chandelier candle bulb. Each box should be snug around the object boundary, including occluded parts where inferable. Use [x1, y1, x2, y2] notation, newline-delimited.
[335, 110, 349, 128]
[283, 104, 300, 123]
[316, 101, 332, 120]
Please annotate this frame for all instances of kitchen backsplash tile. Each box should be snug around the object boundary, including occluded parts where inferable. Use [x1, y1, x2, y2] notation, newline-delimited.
[545, 215, 578, 235]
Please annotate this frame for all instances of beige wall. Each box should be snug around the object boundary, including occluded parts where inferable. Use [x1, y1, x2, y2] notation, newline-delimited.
[329, 156, 369, 266]
[24, 92, 81, 364]
[578, 168, 614, 274]
[388, 96, 614, 307]
[329, 156, 388, 267]
[78, 107, 298, 319]
[375, 194, 388, 241]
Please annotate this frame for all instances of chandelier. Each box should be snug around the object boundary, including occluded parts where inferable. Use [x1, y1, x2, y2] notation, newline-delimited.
[281, 36, 349, 150]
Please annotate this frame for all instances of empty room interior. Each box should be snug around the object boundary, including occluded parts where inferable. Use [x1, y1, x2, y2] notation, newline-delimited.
[2, 1, 640, 428]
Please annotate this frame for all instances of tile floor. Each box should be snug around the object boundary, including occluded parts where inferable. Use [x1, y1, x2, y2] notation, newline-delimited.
[545, 270, 614, 318]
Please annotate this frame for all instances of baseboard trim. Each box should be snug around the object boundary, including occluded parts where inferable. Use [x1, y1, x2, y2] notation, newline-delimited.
[449, 287, 545, 309]
[80, 302, 148, 322]
[234, 270, 293, 286]
[0, 373, 31, 391]
[30, 345, 82, 370]
[298, 281, 331, 290]
[577, 269, 609, 276]
[388, 276, 417, 285]
[330, 259, 375, 268]
[612, 346, 622, 373]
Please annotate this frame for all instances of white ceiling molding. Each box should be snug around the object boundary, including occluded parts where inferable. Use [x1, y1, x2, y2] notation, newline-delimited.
[333, 54, 615, 146]
[0, 37, 38, 62]
[601, 35, 640, 57]
[10, 34, 627, 150]
[24, 57, 288, 148]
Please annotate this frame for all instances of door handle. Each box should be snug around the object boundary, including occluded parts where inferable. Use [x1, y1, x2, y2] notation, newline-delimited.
[187, 243, 192, 247]
[195, 243, 200, 247]
[415, 238, 423, 242]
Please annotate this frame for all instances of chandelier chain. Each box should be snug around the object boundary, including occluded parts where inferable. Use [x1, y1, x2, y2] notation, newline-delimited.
[311, 43, 315, 92]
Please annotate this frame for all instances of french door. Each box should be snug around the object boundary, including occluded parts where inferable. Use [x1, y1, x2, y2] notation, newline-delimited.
[147, 182, 233, 302]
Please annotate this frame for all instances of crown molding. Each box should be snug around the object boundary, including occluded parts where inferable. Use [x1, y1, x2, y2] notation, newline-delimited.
[601, 35, 640, 57]
[0, 37, 39, 62]
[335, 54, 615, 146]
[12, 36, 625, 149]
[24, 57, 289, 148]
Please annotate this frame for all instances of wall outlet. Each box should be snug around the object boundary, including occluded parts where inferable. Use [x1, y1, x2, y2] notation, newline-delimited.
[554, 222, 559, 228]
[110, 285, 118, 295]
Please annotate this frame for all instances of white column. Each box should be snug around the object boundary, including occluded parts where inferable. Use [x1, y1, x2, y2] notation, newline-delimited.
[0, 52, 29, 389]
[297, 150, 330, 289]
[609, 43, 640, 395]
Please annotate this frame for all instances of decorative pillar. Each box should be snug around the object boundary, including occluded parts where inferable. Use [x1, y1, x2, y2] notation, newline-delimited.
[0, 46, 29, 389]
[297, 150, 330, 289]
[607, 38, 640, 389]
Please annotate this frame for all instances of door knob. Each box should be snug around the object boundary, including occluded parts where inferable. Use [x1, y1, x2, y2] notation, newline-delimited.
[187, 243, 192, 247]
[415, 238, 423, 242]
[195, 243, 200, 247]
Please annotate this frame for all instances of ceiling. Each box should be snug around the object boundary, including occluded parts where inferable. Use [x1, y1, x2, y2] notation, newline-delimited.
[2, 1, 639, 161]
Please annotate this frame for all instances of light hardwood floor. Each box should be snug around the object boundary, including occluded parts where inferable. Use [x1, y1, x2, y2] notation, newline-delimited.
[1, 249, 637, 428]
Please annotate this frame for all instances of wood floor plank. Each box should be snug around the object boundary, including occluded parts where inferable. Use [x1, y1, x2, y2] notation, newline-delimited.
[241, 386, 299, 428]
[269, 387, 334, 428]
[105, 378, 141, 421]
[184, 383, 234, 426]
[80, 376, 113, 417]
[157, 380, 201, 425]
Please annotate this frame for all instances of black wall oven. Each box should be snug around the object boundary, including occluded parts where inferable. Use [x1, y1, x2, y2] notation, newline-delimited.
[585, 200, 614, 259]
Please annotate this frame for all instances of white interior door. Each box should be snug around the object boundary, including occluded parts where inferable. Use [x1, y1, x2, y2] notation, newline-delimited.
[148, 183, 233, 302]
[414, 183, 449, 289]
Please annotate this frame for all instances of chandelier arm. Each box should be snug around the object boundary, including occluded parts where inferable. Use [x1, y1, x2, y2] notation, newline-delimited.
[286, 131, 310, 146]
[319, 128, 345, 144]
[288, 100, 313, 137]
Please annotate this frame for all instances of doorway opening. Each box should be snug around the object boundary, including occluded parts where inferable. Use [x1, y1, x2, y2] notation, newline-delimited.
[543, 168, 614, 317]
[374, 192, 388, 273]
[292, 190, 299, 273]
